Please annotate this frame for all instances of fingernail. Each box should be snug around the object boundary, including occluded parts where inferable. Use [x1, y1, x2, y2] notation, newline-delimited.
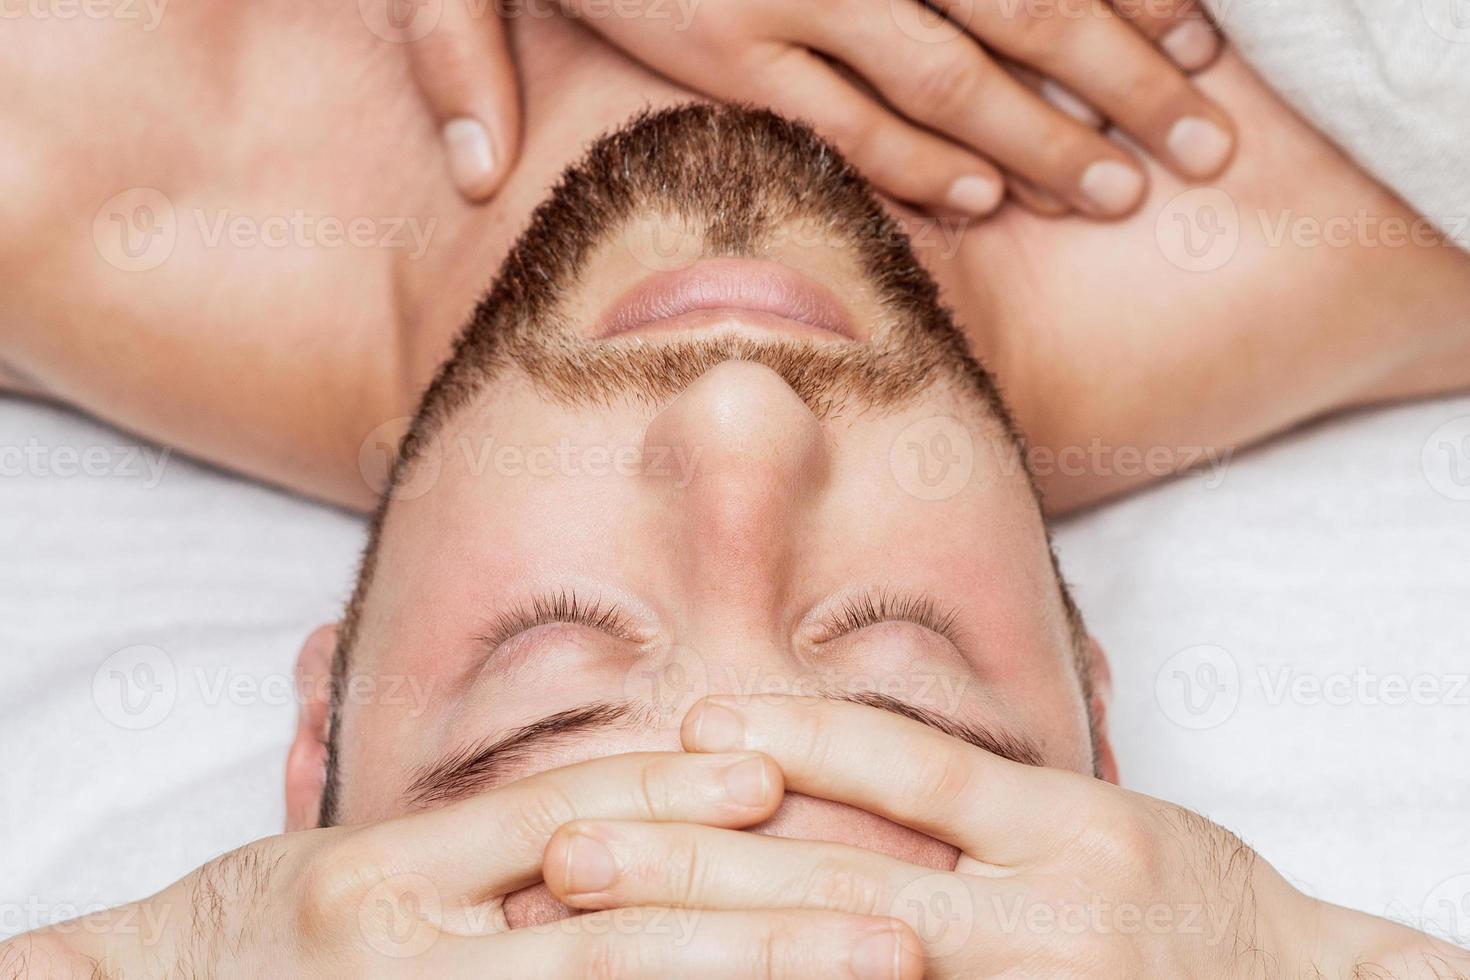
[562, 831, 618, 894]
[442, 117, 497, 195]
[723, 756, 770, 807]
[850, 926, 901, 980]
[690, 700, 744, 751]
[1160, 19, 1219, 70]
[1040, 78, 1101, 127]
[1167, 115, 1232, 176]
[945, 175, 1003, 217]
[1079, 160, 1144, 213]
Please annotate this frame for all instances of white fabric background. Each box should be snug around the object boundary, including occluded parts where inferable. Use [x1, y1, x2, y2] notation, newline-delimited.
[2, 394, 1468, 942]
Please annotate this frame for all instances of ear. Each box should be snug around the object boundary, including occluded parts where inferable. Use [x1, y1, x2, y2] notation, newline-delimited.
[285, 623, 338, 831]
[1084, 636, 1120, 784]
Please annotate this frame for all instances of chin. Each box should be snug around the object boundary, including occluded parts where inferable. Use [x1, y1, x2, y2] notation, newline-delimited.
[502, 793, 959, 928]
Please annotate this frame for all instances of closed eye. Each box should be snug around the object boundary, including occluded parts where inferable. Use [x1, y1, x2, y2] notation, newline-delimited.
[477, 589, 634, 649]
[813, 589, 963, 647]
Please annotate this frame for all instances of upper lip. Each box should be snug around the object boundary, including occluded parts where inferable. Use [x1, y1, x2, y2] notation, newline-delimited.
[596, 259, 858, 340]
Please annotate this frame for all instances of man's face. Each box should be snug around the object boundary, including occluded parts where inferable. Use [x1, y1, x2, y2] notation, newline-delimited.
[309, 106, 1101, 924]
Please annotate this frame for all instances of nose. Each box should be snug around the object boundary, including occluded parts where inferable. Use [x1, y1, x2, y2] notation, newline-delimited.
[641, 360, 828, 617]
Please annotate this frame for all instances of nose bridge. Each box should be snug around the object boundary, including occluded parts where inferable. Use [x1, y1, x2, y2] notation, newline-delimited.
[641, 360, 828, 616]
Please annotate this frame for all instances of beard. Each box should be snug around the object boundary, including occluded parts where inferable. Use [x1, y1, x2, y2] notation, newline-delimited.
[320, 104, 1051, 832]
[406, 102, 1015, 447]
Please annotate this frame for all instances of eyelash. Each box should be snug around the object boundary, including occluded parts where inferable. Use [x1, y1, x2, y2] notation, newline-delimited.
[815, 590, 962, 646]
[479, 588, 960, 649]
[479, 590, 634, 648]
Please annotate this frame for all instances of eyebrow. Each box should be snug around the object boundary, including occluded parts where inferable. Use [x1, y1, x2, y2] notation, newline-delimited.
[402, 691, 1045, 811]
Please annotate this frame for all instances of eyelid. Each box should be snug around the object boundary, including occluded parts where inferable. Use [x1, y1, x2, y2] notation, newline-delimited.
[812, 589, 964, 647]
[477, 589, 635, 650]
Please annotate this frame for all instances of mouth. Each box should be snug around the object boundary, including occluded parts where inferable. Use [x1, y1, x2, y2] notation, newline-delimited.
[596, 259, 859, 342]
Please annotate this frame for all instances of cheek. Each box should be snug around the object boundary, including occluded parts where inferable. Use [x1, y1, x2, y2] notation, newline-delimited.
[501, 793, 958, 929]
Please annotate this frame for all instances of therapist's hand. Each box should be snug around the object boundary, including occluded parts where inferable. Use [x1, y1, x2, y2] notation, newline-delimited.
[405, 0, 523, 202]
[407, 0, 1233, 217]
[543, 696, 1469, 978]
[9, 751, 922, 979]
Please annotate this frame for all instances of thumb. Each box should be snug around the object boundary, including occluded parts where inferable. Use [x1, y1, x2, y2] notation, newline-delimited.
[407, 0, 522, 201]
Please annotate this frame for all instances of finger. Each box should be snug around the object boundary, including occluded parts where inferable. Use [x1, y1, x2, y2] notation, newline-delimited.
[359, 752, 783, 903]
[742, 45, 1007, 219]
[485, 907, 924, 979]
[809, 14, 1147, 217]
[406, 0, 521, 201]
[1111, 0, 1223, 71]
[932, 0, 1235, 180]
[681, 696, 1088, 865]
[544, 819, 970, 916]
[1004, 61, 1102, 130]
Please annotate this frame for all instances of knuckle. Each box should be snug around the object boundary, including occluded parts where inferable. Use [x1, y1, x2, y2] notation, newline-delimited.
[754, 918, 812, 979]
[784, 858, 886, 916]
[297, 833, 385, 938]
[506, 780, 581, 847]
[579, 931, 641, 980]
[906, 742, 977, 812]
[637, 757, 679, 818]
[906, 56, 979, 116]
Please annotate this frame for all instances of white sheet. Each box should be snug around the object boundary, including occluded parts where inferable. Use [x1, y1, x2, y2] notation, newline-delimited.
[1204, 0, 1470, 249]
[3, 394, 1468, 942]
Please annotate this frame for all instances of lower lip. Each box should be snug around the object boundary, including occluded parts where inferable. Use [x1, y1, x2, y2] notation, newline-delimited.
[596, 259, 858, 341]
